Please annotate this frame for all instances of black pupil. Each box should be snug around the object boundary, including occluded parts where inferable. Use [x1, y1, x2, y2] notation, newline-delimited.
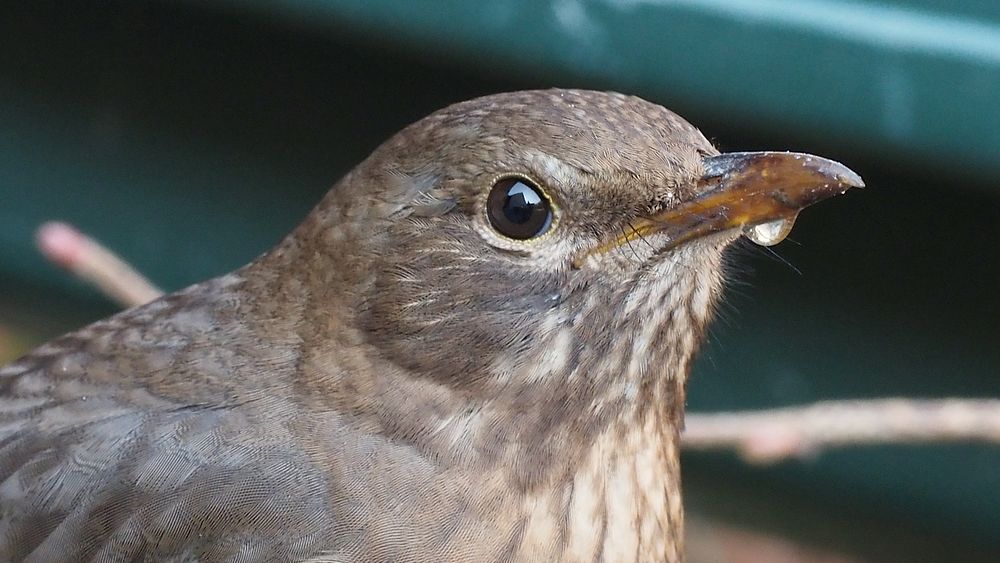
[487, 177, 552, 240]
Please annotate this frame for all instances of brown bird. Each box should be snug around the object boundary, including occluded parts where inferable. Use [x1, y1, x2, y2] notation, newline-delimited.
[0, 89, 861, 562]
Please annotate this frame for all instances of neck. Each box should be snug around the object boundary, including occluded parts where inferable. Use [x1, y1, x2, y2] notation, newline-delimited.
[492, 280, 699, 561]
[510, 268, 711, 562]
[515, 404, 685, 562]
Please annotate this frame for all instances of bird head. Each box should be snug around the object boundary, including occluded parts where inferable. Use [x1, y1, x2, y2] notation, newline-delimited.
[278, 89, 861, 417]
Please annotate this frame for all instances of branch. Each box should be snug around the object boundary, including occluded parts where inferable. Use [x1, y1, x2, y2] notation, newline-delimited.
[683, 399, 1000, 463]
[34, 221, 1000, 463]
[687, 516, 861, 563]
[36, 221, 163, 309]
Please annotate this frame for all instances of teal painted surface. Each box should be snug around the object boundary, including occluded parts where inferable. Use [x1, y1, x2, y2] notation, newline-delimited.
[216, 0, 1000, 181]
[0, 2, 502, 296]
[1, 2, 998, 559]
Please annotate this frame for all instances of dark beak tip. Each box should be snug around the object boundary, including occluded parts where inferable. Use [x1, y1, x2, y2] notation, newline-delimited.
[820, 158, 865, 189]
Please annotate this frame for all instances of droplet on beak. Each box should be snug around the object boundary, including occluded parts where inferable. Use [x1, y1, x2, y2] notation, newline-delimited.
[742, 214, 798, 246]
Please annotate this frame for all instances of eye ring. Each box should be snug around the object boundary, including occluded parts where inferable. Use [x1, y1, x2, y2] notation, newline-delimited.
[486, 175, 555, 240]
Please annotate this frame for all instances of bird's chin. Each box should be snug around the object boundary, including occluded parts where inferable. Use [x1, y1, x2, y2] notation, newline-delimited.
[636, 230, 733, 321]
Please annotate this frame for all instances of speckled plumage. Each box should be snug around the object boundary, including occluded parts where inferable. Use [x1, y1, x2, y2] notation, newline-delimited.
[0, 89, 852, 562]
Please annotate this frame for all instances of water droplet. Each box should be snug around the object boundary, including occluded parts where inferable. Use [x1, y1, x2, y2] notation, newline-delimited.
[743, 215, 797, 246]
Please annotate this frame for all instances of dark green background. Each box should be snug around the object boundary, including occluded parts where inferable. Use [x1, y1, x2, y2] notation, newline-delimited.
[2, 1, 998, 560]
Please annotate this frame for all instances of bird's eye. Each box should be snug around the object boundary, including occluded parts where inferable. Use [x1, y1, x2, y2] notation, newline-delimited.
[486, 176, 553, 240]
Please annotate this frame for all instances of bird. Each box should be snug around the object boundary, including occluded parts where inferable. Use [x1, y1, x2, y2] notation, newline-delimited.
[0, 89, 862, 562]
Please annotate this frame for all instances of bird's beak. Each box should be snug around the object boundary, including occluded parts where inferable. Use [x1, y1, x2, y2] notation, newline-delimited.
[576, 151, 864, 266]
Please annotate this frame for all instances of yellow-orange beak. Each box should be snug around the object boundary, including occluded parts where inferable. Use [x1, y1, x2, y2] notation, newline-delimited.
[576, 151, 863, 267]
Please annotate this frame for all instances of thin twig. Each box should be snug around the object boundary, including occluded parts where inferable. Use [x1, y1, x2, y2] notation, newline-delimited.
[34, 221, 1000, 462]
[687, 516, 861, 563]
[36, 221, 163, 309]
[683, 399, 1000, 463]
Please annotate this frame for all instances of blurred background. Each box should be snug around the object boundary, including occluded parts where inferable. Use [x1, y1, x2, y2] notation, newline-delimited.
[1, 1, 998, 561]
